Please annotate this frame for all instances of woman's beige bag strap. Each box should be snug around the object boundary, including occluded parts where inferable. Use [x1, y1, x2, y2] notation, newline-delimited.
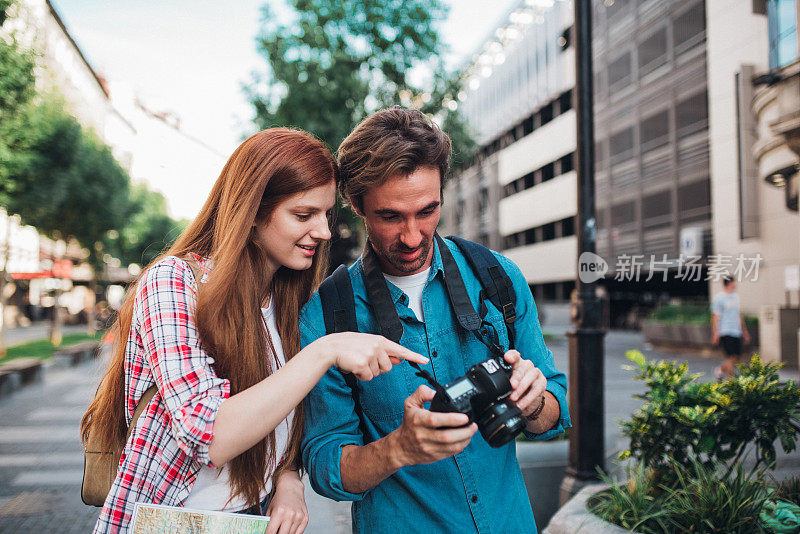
[81, 254, 206, 506]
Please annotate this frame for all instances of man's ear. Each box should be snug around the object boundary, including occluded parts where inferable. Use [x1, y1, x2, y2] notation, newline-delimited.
[352, 198, 365, 218]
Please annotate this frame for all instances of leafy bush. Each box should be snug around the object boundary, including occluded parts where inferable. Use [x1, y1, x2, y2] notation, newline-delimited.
[745, 314, 760, 332]
[775, 475, 800, 507]
[590, 461, 673, 533]
[620, 351, 800, 478]
[650, 303, 711, 325]
[592, 458, 773, 534]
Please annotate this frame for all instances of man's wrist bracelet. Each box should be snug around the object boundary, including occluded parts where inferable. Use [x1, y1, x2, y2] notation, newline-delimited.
[525, 394, 546, 422]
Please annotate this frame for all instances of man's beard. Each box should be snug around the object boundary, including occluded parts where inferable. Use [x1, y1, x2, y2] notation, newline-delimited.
[371, 236, 432, 274]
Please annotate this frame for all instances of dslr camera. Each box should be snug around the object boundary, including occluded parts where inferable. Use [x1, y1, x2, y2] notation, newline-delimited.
[429, 355, 526, 447]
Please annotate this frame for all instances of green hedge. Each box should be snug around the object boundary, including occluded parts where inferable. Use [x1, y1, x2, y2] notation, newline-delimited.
[650, 303, 759, 330]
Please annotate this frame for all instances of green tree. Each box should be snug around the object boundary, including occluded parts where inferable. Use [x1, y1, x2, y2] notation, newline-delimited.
[249, 0, 475, 267]
[104, 183, 185, 268]
[3, 98, 81, 231]
[2, 95, 137, 344]
[0, 5, 37, 355]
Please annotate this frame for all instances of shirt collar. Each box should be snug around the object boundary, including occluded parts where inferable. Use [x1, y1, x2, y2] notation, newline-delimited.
[358, 237, 445, 305]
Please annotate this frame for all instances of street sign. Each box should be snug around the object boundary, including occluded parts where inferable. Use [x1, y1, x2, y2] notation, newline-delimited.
[679, 226, 703, 257]
[785, 264, 800, 292]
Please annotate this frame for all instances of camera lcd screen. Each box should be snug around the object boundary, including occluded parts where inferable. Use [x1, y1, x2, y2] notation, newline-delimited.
[447, 379, 474, 399]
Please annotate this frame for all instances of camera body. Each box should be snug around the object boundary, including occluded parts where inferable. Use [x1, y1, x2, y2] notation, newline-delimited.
[429, 356, 526, 447]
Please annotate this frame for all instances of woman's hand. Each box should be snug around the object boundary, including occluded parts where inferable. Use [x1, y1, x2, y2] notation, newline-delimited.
[265, 470, 308, 534]
[311, 332, 428, 381]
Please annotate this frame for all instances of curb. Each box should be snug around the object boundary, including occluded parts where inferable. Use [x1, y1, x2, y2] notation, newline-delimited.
[544, 484, 635, 534]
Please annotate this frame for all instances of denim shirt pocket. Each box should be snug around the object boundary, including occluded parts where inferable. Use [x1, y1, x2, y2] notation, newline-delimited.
[356, 365, 412, 422]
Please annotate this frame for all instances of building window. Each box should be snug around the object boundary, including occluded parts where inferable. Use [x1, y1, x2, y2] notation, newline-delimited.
[673, 2, 706, 50]
[610, 127, 635, 162]
[767, 0, 799, 69]
[611, 200, 636, 226]
[540, 102, 554, 125]
[502, 152, 575, 198]
[561, 216, 575, 237]
[676, 91, 708, 133]
[638, 28, 668, 72]
[642, 190, 672, 225]
[558, 153, 575, 175]
[640, 110, 670, 151]
[503, 216, 576, 249]
[608, 52, 632, 88]
[559, 89, 573, 113]
[542, 222, 556, 241]
[478, 187, 489, 214]
[541, 162, 555, 182]
[678, 179, 711, 214]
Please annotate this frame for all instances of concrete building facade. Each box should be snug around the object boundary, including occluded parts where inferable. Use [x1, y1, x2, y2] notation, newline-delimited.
[441, 0, 578, 303]
[704, 0, 800, 365]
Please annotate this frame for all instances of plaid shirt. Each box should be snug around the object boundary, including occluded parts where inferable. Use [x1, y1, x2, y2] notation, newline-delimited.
[95, 254, 231, 533]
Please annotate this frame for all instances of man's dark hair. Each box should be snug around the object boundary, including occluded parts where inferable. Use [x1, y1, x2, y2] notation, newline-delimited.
[336, 107, 452, 211]
[723, 276, 734, 287]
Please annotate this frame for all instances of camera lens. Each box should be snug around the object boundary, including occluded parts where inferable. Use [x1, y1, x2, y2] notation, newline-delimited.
[476, 399, 526, 448]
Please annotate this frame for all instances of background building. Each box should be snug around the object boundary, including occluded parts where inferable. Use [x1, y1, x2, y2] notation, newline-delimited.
[445, 0, 800, 352]
[441, 0, 577, 305]
[592, 0, 712, 326]
[0, 0, 226, 327]
[706, 0, 800, 365]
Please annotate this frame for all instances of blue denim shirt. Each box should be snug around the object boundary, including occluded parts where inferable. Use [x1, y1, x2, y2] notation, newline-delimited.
[300, 239, 570, 534]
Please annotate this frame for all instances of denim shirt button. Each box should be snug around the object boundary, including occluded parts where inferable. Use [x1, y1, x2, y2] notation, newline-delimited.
[431, 350, 438, 358]
[471, 495, 478, 503]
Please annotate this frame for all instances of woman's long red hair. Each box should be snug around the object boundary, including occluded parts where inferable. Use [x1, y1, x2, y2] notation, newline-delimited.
[81, 128, 337, 507]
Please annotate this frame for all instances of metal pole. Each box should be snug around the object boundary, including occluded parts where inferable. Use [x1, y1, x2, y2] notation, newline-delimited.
[559, 0, 606, 505]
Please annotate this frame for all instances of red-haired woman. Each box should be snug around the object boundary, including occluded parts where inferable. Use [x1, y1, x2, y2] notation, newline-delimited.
[81, 129, 426, 533]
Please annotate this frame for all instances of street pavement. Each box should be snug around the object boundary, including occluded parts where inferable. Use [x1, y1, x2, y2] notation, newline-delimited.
[0, 350, 350, 533]
[0, 317, 798, 532]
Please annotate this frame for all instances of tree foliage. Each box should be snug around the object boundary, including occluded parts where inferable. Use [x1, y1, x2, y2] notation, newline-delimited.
[104, 184, 186, 267]
[0, 17, 38, 207]
[251, 0, 447, 146]
[249, 0, 476, 266]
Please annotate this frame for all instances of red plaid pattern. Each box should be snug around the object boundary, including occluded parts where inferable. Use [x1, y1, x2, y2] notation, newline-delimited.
[94, 255, 231, 533]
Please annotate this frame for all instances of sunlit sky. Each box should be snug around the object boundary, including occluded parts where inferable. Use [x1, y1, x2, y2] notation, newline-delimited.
[51, 0, 517, 156]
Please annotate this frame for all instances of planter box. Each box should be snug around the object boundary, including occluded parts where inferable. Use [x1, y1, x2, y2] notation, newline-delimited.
[642, 321, 717, 349]
[544, 484, 635, 534]
[641, 322, 669, 344]
[517, 440, 568, 531]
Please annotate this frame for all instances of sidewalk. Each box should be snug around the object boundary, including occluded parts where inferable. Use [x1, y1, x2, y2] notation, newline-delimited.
[0, 326, 797, 532]
[0, 347, 350, 532]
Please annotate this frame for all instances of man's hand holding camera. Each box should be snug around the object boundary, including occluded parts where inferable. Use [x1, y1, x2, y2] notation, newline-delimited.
[389, 385, 479, 466]
[504, 350, 558, 434]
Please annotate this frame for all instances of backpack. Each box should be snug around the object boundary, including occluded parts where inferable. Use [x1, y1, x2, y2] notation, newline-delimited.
[81, 256, 204, 506]
[317, 235, 518, 429]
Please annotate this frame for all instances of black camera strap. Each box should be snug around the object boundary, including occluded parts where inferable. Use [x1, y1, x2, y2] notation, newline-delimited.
[360, 242, 445, 393]
[319, 234, 518, 395]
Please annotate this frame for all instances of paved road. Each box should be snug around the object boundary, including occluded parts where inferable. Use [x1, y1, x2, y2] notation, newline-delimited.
[0, 349, 350, 533]
[0, 327, 798, 532]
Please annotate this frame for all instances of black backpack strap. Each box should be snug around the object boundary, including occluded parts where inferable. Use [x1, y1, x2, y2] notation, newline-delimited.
[445, 236, 517, 348]
[320, 264, 358, 334]
[318, 264, 365, 434]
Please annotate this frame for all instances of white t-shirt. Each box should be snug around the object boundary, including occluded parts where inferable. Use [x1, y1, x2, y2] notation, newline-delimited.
[383, 268, 431, 322]
[183, 298, 294, 511]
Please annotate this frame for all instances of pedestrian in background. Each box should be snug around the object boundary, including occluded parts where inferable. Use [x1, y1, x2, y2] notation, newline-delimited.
[80, 129, 426, 534]
[711, 276, 751, 379]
